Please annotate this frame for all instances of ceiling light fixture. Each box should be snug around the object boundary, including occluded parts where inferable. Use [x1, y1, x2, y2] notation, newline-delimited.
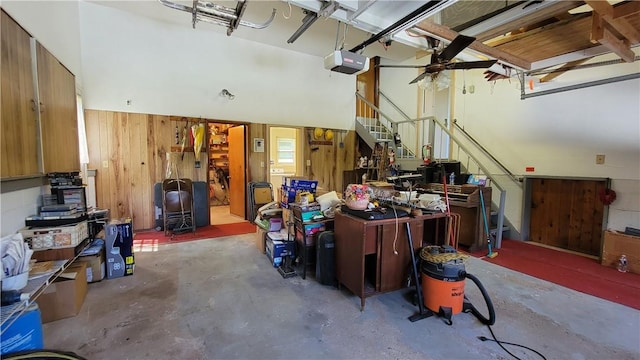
[158, 0, 276, 36]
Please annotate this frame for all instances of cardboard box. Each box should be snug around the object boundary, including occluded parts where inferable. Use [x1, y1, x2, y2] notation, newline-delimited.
[36, 261, 87, 323]
[265, 233, 295, 267]
[255, 228, 267, 254]
[104, 218, 135, 279]
[77, 238, 105, 283]
[602, 230, 640, 274]
[280, 185, 318, 209]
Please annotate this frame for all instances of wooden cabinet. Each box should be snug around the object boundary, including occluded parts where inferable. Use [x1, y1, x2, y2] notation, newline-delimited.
[1, 10, 79, 178]
[335, 211, 444, 310]
[36, 42, 79, 173]
[1, 10, 39, 178]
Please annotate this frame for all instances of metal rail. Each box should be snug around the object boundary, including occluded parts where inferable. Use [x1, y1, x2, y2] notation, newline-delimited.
[453, 120, 521, 187]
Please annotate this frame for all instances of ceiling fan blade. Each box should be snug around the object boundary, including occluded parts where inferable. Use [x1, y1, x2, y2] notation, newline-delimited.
[409, 70, 434, 84]
[437, 34, 476, 63]
[445, 60, 498, 70]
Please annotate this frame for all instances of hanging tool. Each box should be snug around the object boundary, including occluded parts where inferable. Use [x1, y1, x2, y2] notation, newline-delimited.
[180, 123, 188, 161]
[192, 122, 205, 168]
[479, 186, 498, 258]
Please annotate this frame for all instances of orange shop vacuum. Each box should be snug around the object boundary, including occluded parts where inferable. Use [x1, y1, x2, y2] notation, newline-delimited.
[407, 242, 495, 326]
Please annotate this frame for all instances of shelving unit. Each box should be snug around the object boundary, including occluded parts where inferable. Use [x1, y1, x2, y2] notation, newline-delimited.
[208, 123, 231, 206]
[0, 248, 86, 335]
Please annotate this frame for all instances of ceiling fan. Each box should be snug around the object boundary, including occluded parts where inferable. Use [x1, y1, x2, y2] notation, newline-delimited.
[379, 34, 498, 84]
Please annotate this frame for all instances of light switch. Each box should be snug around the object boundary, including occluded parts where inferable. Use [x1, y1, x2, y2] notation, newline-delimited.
[596, 155, 605, 165]
[102, 160, 109, 168]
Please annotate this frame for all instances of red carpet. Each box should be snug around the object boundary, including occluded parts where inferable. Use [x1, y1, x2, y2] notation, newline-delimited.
[467, 240, 640, 310]
[134, 222, 256, 246]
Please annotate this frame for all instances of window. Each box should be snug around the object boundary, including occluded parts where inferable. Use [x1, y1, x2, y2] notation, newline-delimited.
[277, 138, 295, 164]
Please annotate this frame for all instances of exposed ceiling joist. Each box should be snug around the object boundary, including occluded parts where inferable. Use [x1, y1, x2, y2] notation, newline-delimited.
[415, 21, 531, 70]
[470, 1, 583, 42]
[586, 0, 640, 44]
[612, 1, 640, 19]
[599, 26, 635, 62]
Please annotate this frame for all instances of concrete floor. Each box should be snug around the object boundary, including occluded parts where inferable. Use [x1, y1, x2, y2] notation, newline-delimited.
[44, 233, 640, 359]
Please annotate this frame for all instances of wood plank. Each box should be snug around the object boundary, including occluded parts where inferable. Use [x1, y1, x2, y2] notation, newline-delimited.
[495, 16, 595, 63]
[128, 113, 144, 228]
[586, 0, 640, 43]
[598, 27, 635, 62]
[613, 1, 640, 19]
[474, 1, 584, 42]
[97, 111, 111, 212]
[540, 58, 591, 82]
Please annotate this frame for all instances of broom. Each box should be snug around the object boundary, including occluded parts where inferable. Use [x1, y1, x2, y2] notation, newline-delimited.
[478, 186, 498, 258]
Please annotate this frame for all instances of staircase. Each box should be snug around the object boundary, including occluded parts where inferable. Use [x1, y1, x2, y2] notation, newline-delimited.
[353, 91, 523, 247]
[355, 94, 415, 159]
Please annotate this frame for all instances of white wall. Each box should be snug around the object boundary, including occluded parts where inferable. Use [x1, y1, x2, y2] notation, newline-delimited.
[77, 2, 356, 129]
[2, 1, 83, 91]
[449, 65, 640, 235]
[1, 188, 42, 237]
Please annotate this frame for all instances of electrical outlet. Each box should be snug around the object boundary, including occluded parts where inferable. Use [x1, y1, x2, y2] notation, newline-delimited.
[306, 159, 311, 166]
[102, 160, 109, 168]
[260, 161, 264, 168]
[596, 154, 605, 165]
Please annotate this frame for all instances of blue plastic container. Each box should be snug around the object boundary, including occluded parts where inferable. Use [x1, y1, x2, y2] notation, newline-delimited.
[1, 303, 44, 355]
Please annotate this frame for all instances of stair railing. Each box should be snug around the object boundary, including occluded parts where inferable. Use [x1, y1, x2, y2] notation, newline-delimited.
[356, 92, 416, 158]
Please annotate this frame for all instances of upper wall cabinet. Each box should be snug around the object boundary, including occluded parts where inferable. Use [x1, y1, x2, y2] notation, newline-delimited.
[0, 9, 80, 179]
[1, 10, 39, 178]
[36, 42, 79, 173]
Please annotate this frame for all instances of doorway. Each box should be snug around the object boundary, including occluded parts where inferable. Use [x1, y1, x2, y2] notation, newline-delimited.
[268, 127, 304, 191]
[207, 122, 248, 225]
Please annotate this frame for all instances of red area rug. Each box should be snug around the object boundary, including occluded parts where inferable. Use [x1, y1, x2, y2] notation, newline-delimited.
[468, 240, 640, 310]
[134, 222, 256, 246]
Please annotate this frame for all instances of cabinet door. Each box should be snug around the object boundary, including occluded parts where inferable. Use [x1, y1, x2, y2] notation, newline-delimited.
[378, 220, 423, 293]
[1, 10, 39, 178]
[36, 42, 79, 173]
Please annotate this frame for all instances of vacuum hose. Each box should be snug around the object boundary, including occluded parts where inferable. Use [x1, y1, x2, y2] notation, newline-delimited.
[463, 272, 496, 326]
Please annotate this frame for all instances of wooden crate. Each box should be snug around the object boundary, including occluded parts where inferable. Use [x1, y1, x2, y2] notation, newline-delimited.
[601, 230, 640, 274]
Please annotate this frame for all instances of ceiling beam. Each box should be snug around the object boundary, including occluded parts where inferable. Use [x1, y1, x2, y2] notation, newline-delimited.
[586, 0, 640, 44]
[415, 21, 531, 70]
[470, 1, 583, 42]
[598, 26, 635, 62]
[612, 1, 640, 19]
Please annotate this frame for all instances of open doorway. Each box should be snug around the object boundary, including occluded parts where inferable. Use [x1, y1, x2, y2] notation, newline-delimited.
[268, 127, 304, 191]
[208, 122, 248, 225]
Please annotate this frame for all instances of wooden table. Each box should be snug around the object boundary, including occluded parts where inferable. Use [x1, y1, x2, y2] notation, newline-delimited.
[334, 211, 447, 310]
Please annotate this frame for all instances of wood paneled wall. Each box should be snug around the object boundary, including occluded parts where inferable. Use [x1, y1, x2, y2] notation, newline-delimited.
[248, 123, 268, 183]
[303, 128, 356, 194]
[529, 178, 605, 256]
[85, 110, 207, 229]
[85, 110, 356, 230]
